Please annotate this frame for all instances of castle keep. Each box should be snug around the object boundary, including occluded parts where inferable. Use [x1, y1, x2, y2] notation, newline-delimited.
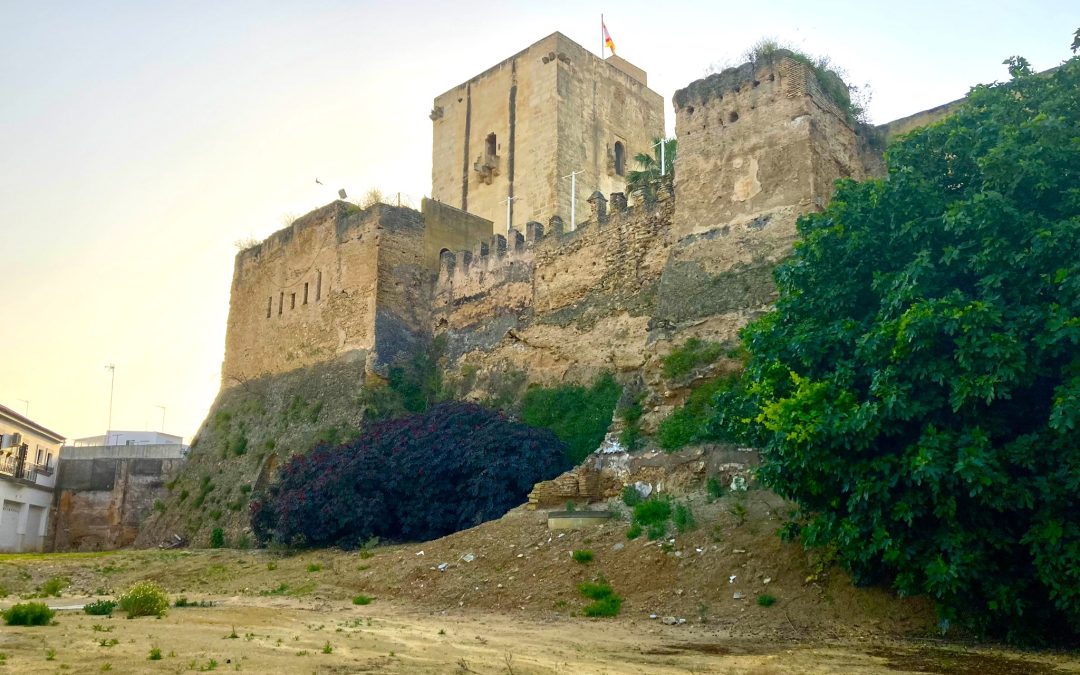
[431, 32, 664, 232]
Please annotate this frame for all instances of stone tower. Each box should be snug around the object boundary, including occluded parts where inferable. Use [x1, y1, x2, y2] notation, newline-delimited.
[430, 32, 664, 233]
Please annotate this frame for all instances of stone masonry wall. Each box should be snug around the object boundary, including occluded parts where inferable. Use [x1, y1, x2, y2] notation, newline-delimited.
[431, 32, 663, 233]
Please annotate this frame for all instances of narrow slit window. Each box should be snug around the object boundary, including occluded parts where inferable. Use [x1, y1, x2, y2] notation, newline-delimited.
[614, 141, 625, 176]
[303, 282, 309, 304]
[316, 270, 322, 301]
[486, 132, 497, 157]
[279, 292, 284, 316]
[267, 297, 272, 318]
[290, 293, 296, 309]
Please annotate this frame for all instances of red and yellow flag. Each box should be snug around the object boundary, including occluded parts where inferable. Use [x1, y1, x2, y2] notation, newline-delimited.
[603, 21, 616, 56]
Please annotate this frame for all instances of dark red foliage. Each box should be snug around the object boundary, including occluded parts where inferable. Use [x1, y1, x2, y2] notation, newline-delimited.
[251, 402, 570, 547]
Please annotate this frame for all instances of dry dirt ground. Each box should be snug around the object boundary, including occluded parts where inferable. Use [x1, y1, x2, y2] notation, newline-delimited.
[1, 489, 1078, 674]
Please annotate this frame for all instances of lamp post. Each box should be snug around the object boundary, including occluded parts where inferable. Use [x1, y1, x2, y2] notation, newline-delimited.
[104, 364, 115, 444]
[155, 405, 166, 433]
[562, 170, 584, 231]
[652, 139, 667, 176]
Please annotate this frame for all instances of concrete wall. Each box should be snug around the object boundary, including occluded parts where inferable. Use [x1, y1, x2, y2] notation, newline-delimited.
[431, 32, 664, 231]
[51, 444, 185, 551]
[0, 479, 52, 552]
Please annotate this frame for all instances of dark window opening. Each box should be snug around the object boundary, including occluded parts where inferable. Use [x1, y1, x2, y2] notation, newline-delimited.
[303, 282, 309, 304]
[316, 270, 322, 301]
[266, 297, 272, 318]
[278, 292, 284, 316]
[614, 141, 625, 176]
[290, 293, 296, 309]
[486, 132, 497, 157]
[729, 111, 739, 123]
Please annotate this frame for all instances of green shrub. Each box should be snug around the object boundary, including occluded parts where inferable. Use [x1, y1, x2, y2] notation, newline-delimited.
[631, 498, 671, 527]
[706, 476, 724, 502]
[578, 579, 622, 617]
[148, 647, 162, 660]
[662, 338, 727, 380]
[657, 377, 733, 451]
[352, 594, 373, 606]
[716, 44, 1080, 642]
[625, 523, 643, 540]
[83, 600, 116, 616]
[307, 563, 321, 573]
[38, 576, 69, 597]
[117, 582, 168, 618]
[228, 434, 248, 456]
[209, 528, 225, 549]
[620, 485, 642, 507]
[153, 499, 166, 513]
[571, 550, 594, 564]
[521, 373, 621, 465]
[757, 594, 776, 607]
[673, 502, 696, 533]
[3, 602, 55, 626]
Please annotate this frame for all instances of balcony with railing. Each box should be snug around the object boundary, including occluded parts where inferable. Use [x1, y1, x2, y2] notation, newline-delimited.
[0, 456, 54, 488]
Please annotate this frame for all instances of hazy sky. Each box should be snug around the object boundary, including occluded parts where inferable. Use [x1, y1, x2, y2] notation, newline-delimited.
[2, 1, 1076, 442]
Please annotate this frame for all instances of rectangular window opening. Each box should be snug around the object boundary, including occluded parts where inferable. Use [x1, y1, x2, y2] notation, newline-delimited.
[267, 297, 272, 319]
[303, 282, 309, 305]
[290, 293, 296, 309]
[316, 270, 322, 301]
[278, 292, 284, 316]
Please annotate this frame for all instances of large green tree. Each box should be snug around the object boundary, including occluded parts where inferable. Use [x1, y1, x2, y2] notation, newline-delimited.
[715, 48, 1080, 641]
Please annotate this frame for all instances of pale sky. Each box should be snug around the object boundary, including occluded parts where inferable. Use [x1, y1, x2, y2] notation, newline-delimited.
[1, 1, 1076, 442]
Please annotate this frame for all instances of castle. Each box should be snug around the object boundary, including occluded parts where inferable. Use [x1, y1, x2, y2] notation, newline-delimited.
[220, 32, 945, 394]
[128, 31, 965, 548]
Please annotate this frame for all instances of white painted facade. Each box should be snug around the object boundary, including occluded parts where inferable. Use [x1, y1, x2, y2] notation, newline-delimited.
[0, 403, 65, 552]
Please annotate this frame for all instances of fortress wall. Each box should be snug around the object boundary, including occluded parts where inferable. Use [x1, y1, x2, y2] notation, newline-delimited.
[657, 55, 866, 335]
[553, 34, 665, 226]
[433, 196, 674, 386]
[371, 205, 433, 370]
[221, 201, 383, 385]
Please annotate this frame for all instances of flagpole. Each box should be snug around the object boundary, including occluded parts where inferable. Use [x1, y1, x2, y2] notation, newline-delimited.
[601, 14, 604, 57]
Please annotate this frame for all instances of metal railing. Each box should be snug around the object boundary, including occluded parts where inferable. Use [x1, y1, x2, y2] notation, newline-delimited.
[0, 456, 37, 482]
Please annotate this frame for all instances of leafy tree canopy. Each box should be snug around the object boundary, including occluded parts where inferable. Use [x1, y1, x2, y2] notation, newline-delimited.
[714, 48, 1080, 642]
[626, 137, 676, 204]
[251, 402, 570, 548]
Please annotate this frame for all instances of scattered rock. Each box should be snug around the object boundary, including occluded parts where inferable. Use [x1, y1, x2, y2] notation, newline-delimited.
[438, 563, 449, 572]
[461, 553, 476, 563]
[729, 575, 737, 583]
[733, 592, 745, 600]
[612, 543, 624, 551]
[662, 616, 680, 625]
[763, 577, 772, 585]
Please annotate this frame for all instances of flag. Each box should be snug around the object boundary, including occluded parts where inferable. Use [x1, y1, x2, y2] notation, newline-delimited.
[603, 21, 616, 56]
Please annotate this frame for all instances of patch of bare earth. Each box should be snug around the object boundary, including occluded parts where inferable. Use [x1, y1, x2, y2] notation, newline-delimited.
[1, 489, 1077, 673]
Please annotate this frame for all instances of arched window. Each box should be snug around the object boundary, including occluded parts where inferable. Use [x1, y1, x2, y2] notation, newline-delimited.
[614, 141, 625, 176]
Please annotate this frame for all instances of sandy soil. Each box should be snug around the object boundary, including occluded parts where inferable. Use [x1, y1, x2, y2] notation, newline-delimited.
[2, 597, 1078, 674]
[1, 489, 1078, 673]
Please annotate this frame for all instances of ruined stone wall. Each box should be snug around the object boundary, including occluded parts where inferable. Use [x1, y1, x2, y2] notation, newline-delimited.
[222, 201, 434, 385]
[430, 32, 664, 232]
[222, 201, 379, 385]
[655, 54, 868, 344]
[434, 195, 674, 388]
[51, 445, 185, 551]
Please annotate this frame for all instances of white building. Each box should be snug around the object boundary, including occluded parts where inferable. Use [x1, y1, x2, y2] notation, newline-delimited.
[0, 404, 64, 552]
[72, 430, 184, 447]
